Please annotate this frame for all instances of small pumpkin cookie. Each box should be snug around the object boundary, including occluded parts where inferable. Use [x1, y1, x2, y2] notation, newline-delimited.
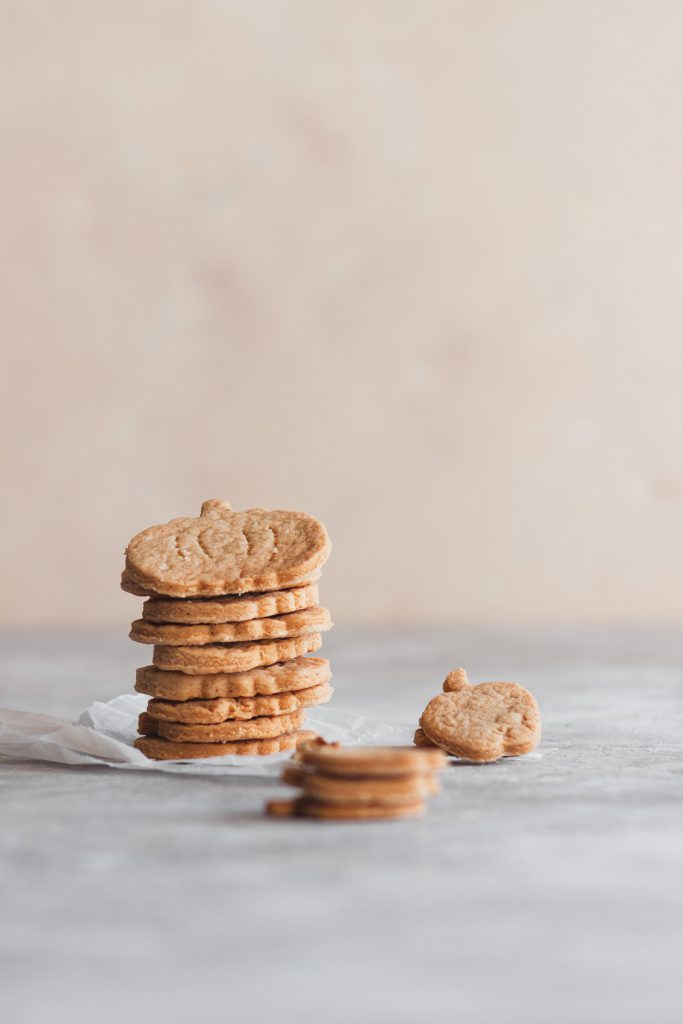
[292, 798, 425, 821]
[295, 738, 447, 777]
[135, 728, 317, 760]
[130, 606, 332, 646]
[123, 499, 331, 597]
[142, 582, 319, 624]
[264, 796, 425, 820]
[152, 632, 323, 675]
[281, 762, 439, 804]
[135, 656, 330, 700]
[420, 670, 541, 762]
[145, 681, 332, 724]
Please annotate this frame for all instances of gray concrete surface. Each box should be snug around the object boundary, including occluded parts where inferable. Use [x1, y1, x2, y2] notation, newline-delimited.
[1, 626, 682, 1024]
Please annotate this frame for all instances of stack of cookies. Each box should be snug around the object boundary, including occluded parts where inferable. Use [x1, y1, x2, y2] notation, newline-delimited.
[415, 668, 541, 762]
[121, 499, 333, 760]
[266, 739, 447, 820]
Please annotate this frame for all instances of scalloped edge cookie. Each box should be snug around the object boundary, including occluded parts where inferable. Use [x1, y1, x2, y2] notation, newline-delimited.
[130, 606, 332, 646]
[138, 708, 306, 742]
[141, 582, 319, 624]
[294, 738, 447, 777]
[124, 500, 330, 597]
[281, 762, 439, 805]
[145, 681, 332, 724]
[135, 728, 318, 760]
[265, 797, 425, 820]
[135, 656, 330, 699]
[152, 632, 323, 675]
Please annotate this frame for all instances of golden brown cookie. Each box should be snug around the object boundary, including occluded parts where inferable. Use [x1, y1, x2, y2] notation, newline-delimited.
[420, 674, 541, 762]
[413, 727, 438, 749]
[265, 798, 299, 817]
[135, 728, 317, 760]
[264, 797, 425, 820]
[130, 606, 332, 646]
[123, 499, 331, 598]
[123, 568, 322, 599]
[120, 568, 154, 596]
[138, 708, 306, 742]
[295, 798, 425, 821]
[294, 739, 447, 777]
[142, 582, 319, 624]
[135, 656, 331, 700]
[145, 682, 333, 724]
[281, 762, 439, 805]
[153, 633, 322, 675]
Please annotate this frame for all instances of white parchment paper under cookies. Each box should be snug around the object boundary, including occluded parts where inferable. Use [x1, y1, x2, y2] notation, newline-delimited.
[0, 695, 413, 776]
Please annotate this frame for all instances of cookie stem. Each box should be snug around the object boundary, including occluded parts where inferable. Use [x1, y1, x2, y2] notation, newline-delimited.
[442, 668, 470, 693]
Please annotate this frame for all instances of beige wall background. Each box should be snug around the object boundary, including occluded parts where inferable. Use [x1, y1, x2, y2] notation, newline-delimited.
[1, 2, 682, 626]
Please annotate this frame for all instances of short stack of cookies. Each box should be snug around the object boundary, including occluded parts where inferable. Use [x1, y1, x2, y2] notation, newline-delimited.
[121, 499, 333, 760]
[266, 739, 447, 820]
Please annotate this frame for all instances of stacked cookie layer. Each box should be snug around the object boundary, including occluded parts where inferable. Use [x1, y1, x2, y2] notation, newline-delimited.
[266, 739, 447, 820]
[121, 500, 333, 760]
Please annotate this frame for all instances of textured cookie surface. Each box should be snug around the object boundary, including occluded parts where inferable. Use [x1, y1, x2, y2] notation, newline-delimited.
[153, 633, 322, 674]
[124, 499, 331, 597]
[130, 606, 331, 646]
[135, 728, 317, 760]
[281, 763, 439, 805]
[142, 582, 319, 624]
[295, 739, 447, 777]
[135, 656, 330, 699]
[420, 680, 541, 762]
[145, 682, 332, 724]
[139, 708, 306, 742]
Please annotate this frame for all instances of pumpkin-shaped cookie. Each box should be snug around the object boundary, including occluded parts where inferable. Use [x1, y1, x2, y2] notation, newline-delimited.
[420, 669, 540, 762]
[122, 499, 331, 598]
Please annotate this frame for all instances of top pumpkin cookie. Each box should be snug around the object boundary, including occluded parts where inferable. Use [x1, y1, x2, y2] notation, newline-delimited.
[123, 500, 331, 598]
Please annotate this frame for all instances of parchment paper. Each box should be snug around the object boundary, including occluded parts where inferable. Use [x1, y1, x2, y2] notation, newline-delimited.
[0, 695, 413, 775]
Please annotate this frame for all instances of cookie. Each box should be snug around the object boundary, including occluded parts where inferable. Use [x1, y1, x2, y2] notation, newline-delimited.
[122, 568, 322, 599]
[135, 656, 331, 700]
[138, 708, 306, 742]
[281, 763, 439, 805]
[120, 568, 155, 596]
[135, 728, 317, 760]
[413, 727, 438, 748]
[142, 582, 319, 624]
[420, 673, 541, 762]
[130, 606, 332, 646]
[123, 499, 331, 598]
[265, 798, 299, 817]
[153, 633, 322, 675]
[294, 739, 447, 777]
[265, 797, 425, 821]
[145, 681, 333, 724]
